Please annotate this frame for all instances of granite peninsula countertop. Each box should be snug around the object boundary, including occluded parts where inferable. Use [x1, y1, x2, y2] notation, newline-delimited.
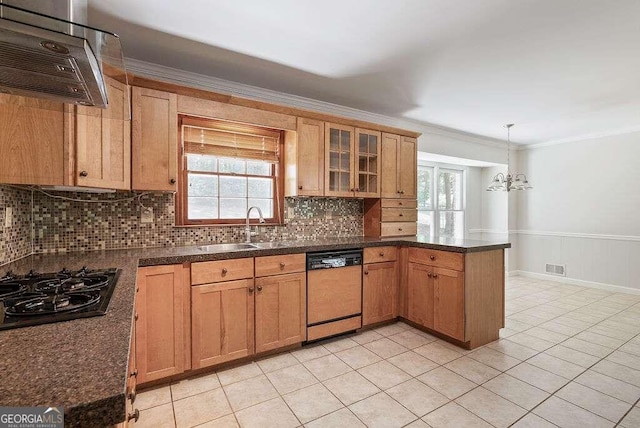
[0, 236, 510, 427]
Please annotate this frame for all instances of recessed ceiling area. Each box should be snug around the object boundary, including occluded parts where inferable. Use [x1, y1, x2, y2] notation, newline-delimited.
[88, 0, 640, 144]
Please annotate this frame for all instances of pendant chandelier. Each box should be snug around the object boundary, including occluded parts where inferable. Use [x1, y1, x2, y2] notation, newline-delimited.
[486, 124, 533, 192]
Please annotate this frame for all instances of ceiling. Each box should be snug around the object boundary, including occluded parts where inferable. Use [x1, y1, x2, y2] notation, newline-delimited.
[88, 0, 640, 144]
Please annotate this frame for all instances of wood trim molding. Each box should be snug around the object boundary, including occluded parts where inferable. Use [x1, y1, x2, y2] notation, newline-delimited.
[511, 270, 640, 296]
[125, 58, 422, 138]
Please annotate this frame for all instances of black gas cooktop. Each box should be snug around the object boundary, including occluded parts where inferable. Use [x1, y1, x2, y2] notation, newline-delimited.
[0, 267, 120, 330]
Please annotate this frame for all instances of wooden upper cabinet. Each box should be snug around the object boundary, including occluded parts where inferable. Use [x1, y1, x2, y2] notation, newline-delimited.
[255, 272, 306, 353]
[380, 133, 400, 198]
[355, 128, 381, 197]
[380, 133, 417, 199]
[0, 94, 72, 186]
[285, 117, 324, 196]
[75, 77, 131, 190]
[433, 267, 465, 341]
[135, 264, 189, 384]
[132, 87, 178, 191]
[325, 122, 355, 197]
[399, 136, 417, 199]
[191, 279, 255, 369]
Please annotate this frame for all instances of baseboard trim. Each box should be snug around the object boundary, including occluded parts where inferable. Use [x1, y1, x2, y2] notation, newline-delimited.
[510, 270, 640, 296]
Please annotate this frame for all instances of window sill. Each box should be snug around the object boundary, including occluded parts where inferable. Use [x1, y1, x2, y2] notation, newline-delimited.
[173, 222, 285, 228]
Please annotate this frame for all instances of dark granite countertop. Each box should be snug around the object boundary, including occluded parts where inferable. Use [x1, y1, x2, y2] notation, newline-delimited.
[0, 236, 509, 427]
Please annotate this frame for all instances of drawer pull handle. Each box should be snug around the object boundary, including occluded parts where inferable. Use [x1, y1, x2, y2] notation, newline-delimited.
[257, 285, 263, 292]
[221, 268, 228, 275]
[127, 409, 140, 423]
[248, 287, 254, 293]
[280, 262, 286, 269]
[429, 255, 436, 261]
[364, 270, 369, 275]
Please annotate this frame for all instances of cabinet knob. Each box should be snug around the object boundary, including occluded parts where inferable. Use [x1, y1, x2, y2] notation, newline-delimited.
[364, 270, 369, 275]
[257, 285, 263, 292]
[429, 255, 436, 261]
[248, 287, 254, 293]
[350, 188, 354, 192]
[134, 313, 138, 321]
[298, 185, 303, 190]
[399, 213, 404, 217]
[170, 178, 176, 184]
[433, 274, 439, 279]
[427, 272, 432, 278]
[279, 262, 285, 269]
[400, 190, 405, 194]
[221, 268, 228, 275]
[128, 388, 136, 403]
[379, 252, 384, 257]
[398, 228, 403, 231]
[398, 202, 403, 206]
[127, 409, 140, 423]
[355, 189, 360, 192]
[79, 170, 88, 177]
[129, 369, 138, 378]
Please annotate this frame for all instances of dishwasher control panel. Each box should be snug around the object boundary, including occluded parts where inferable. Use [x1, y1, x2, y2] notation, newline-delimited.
[306, 249, 363, 270]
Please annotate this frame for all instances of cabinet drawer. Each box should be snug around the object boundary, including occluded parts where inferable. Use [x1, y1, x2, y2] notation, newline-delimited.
[408, 248, 464, 271]
[191, 258, 254, 284]
[363, 246, 397, 263]
[381, 222, 417, 237]
[381, 199, 417, 209]
[255, 253, 305, 277]
[381, 208, 417, 222]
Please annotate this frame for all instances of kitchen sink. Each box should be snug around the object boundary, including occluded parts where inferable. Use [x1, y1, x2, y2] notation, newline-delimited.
[198, 243, 258, 252]
[254, 241, 292, 249]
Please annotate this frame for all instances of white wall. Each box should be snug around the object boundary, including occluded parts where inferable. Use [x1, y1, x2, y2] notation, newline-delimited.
[514, 131, 640, 290]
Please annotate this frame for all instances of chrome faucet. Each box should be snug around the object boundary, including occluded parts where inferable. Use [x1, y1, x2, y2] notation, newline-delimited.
[245, 206, 266, 243]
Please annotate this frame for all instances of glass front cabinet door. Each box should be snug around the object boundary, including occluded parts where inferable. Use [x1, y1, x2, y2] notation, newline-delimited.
[325, 124, 381, 198]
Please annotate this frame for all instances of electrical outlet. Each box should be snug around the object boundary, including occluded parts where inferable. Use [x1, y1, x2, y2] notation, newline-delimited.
[5, 207, 12, 228]
[141, 207, 154, 224]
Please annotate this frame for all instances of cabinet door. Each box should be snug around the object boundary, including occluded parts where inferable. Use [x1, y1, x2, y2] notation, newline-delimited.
[363, 262, 397, 326]
[192, 279, 254, 369]
[399, 136, 417, 199]
[0, 94, 72, 185]
[406, 262, 433, 328]
[325, 123, 355, 197]
[355, 128, 381, 197]
[76, 77, 131, 189]
[135, 264, 187, 384]
[132, 87, 178, 191]
[295, 118, 324, 196]
[380, 133, 400, 198]
[433, 267, 465, 341]
[255, 272, 306, 353]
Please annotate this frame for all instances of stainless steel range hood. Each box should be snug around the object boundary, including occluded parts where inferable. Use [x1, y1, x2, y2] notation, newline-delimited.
[0, 0, 127, 108]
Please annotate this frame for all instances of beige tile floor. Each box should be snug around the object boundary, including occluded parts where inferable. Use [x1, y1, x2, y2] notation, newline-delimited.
[134, 276, 640, 427]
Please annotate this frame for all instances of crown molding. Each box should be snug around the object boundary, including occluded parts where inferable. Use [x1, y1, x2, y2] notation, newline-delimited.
[124, 57, 505, 148]
[521, 125, 640, 150]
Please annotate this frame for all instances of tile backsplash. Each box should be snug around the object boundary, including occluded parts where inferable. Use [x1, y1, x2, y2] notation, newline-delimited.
[0, 187, 32, 265]
[27, 191, 363, 254]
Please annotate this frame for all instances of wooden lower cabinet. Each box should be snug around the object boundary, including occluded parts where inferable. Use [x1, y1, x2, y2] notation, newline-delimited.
[433, 267, 465, 341]
[406, 262, 434, 328]
[362, 262, 397, 326]
[255, 272, 306, 353]
[135, 264, 190, 385]
[191, 279, 255, 369]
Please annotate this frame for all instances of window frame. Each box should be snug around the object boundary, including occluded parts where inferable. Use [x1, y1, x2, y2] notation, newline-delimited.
[417, 162, 466, 239]
[175, 116, 285, 226]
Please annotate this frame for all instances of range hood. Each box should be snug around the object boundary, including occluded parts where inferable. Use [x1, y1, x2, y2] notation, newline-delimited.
[0, 0, 126, 108]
